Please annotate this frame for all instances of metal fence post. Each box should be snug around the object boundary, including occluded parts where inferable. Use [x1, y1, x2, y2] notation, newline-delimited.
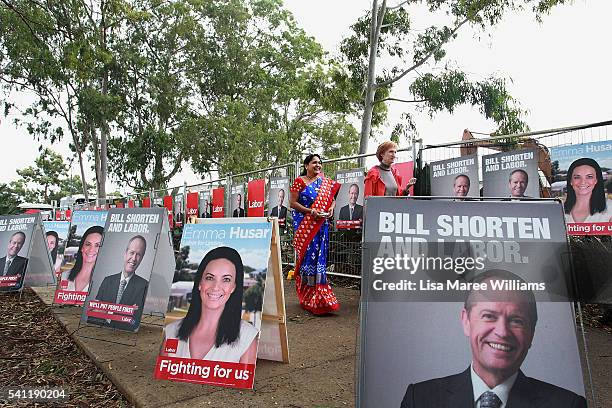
[226, 174, 232, 216]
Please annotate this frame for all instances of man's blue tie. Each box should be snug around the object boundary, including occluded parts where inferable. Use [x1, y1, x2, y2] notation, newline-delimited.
[480, 391, 502, 408]
[116, 279, 127, 304]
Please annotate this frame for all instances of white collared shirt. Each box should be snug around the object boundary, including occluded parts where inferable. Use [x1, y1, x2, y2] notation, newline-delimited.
[120, 271, 134, 288]
[3, 255, 15, 275]
[471, 365, 518, 408]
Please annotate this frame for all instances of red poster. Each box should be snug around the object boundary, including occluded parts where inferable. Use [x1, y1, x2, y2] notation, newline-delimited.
[164, 195, 174, 227]
[393, 161, 415, 195]
[65, 209, 72, 221]
[212, 188, 225, 218]
[186, 192, 199, 222]
[128, 200, 135, 208]
[247, 179, 265, 217]
[142, 197, 151, 208]
[55, 210, 61, 220]
[567, 222, 612, 236]
[154, 356, 255, 389]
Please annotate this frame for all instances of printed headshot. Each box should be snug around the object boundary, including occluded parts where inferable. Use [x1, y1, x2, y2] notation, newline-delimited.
[507, 169, 530, 199]
[482, 149, 540, 198]
[270, 188, 288, 222]
[162, 246, 258, 364]
[400, 270, 586, 408]
[0, 231, 28, 281]
[62, 226, 104, 293]
[233, 192, 246, 218]
[338, 183, 364, 221]
[87, 234, 150, 331]
[563, 158, 612, 223]
[429, 155, 479, 198]
[453, 174, 471, 199]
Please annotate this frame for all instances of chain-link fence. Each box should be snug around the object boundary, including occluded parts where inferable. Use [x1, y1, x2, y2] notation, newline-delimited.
[222, 163, 298, 270]
[62, 121, 612, 282]
[322, 148, 415, 278]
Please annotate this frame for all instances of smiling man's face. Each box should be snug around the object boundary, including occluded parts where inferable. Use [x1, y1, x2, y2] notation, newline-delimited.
[123, 238, 146, 276]
[461, 294, 535, 386]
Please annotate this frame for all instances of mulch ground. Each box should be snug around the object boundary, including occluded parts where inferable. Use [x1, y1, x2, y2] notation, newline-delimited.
[0, 288, 132, 407]
[579, 303, 612, 333]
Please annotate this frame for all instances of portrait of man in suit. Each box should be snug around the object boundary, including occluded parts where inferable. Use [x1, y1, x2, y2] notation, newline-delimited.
[453, 174, 471, 199]
[200, 199, 211, 218]
[270, 189, 288, 222]
[233, 193, 245, 217]
[338, 184, 363, 221]
[508, 169, 529, 198]
[174, 199, 185, 225]
[401, 270, 587, 408]
[0, 231, 28, 289]
[89, 235, 149, 331]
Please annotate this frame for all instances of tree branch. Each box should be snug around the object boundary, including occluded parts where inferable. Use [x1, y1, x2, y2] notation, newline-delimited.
[374, 97, 425, 104]
[166, 152, 184, 181]
[387, 0, 410, 10]
[375, 16, 470, 88]
[0, 0, 43, 43]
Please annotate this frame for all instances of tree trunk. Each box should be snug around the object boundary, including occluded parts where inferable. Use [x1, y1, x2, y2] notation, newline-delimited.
[72, 133, 90, 201]
[91, 126, 102, 205]
[358, 0, 386, 167]
[97, 4, 108, 205]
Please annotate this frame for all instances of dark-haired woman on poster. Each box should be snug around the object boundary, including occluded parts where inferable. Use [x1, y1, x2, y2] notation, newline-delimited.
[46, 231, 59, 265]
[289, 154, 341, 314]
[63, 226, 104, 292]
[163, 246, 258, 363]
[564, 158, 612, 223]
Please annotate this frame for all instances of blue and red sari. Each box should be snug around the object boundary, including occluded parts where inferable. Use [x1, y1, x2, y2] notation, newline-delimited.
[291, 176, 341, 314]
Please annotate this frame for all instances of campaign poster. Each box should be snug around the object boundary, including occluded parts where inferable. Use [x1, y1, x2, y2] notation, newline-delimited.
[334, 168, 365, 229]
[42, 221, 70, 277]
[163, 195, 174, 228]
[212, 188, 225, 218]
[186, 192, 199, 224]
[482, 148, 540, 198]
[247, 179, 265, 217]
[142, 197, 151, 208]
[154, 218, 272, 389]
[231, 184, 246, 218]
[550, 140, 612, 236]
[392, 161, 415, 195]
[0, 215, 36, 292]
[429, 154, 479, 198]
[357, 198, 586, 407]
[128, 198, 142, 208]
[174, 193, 185, 227]
[268, 177, 290, 227]
[54, 210, 107, 305]
[199, 188, 212, 219]
[81, 209, 162, 332]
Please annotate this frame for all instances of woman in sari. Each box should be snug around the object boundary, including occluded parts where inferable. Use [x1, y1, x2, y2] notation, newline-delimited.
[289, 154, 341, 314]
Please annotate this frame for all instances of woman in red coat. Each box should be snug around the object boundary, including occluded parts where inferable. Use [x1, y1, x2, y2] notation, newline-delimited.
[364, 141, 416, 197]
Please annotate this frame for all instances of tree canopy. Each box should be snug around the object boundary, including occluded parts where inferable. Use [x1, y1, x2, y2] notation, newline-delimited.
[337, 0, 570, 157]
[2, 0, 362, 193]
[2, 148, 91, 206]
